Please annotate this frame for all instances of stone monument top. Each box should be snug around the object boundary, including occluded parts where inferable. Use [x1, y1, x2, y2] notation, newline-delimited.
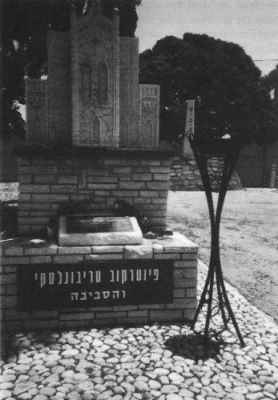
[25, 0, 160, 149]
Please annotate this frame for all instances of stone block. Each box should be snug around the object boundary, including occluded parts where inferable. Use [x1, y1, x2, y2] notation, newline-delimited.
[133, 174, 152, 181]
[174, 268, 197, 280]
[1, 274, 16, 284]
[21, 184, 50, 193]
[149, 310, 183, 321]
[60, 312, 95, 321]
[3, 296, 17, 308]
[24, 246, 58, 256]
[138, 304, 165, 310]
[112, 305, 138, 312]
[34, 175, 57, 183]
[88, 184, 118, 190]
[3, 257, 30, 265]
[154, 253, 181, 260]
[152, 174, 170, 181]
[92, 245, 124, 254]
[4, 247, 24, 257]
[57, 176, 78, 184]
[29, 256, 52, 264]
[59, 216, 143, 246]
[85, 254, 123, 261]
[146, 182, 169, 190]
[58, 247, 91, 255]
[53, 255, 84, 264]
[127, 310, 148, 318]
[173, 289, 186, 298]
[186, 288, 196, 297]
[50, 185, 77, 193]
[96, 312, 126, 319]
[124, 245, 153, 259]
[112, 190, 139, 197]
[119, 182, 146, 190]
[113, 167, 132, 174]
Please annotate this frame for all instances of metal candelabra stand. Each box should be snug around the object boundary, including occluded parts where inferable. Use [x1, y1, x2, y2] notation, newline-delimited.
[189, 137, 245, 347]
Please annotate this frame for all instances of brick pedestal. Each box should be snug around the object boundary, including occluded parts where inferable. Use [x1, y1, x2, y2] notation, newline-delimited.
[16, 148, 173, 235]
[0, 233, 198, 356]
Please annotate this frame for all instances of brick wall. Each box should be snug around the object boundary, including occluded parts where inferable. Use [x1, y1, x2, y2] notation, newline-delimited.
[170, 156, 242, 191]
[17, 152, 172, 235]
[0, 233, 197, 346]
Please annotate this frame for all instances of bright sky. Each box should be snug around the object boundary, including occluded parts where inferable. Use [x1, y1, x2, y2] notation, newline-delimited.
[137, 0, 278, 76]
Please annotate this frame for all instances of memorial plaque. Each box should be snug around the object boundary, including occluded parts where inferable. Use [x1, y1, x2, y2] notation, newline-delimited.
[18, 261, 173, 310]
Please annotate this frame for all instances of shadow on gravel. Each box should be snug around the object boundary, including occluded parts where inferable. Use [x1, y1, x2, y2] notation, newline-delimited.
[165, 334, 225, 362]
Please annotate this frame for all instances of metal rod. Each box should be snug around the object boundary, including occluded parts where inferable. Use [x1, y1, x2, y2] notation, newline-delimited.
[189, 140, 245, 347]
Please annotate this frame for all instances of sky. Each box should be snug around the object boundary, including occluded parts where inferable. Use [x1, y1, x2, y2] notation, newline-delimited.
[137, 0, 278, 76]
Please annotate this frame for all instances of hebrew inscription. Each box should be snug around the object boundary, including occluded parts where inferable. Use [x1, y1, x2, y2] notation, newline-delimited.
[19, 261, 173, 310]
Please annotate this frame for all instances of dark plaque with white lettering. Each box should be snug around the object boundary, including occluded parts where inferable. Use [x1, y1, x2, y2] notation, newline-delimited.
[18, 261, 173, 310]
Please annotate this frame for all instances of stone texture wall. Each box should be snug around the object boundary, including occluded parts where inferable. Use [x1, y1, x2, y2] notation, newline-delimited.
[17, 153, 171, 235]
[0, 234, 197, 338]
[170, 156, 242, 191]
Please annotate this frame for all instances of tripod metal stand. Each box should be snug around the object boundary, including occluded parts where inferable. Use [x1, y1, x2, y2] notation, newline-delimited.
[190, 138, 245, 347]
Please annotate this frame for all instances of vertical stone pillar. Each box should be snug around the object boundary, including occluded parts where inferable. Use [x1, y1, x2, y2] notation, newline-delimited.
[71, 5, 120, 148]
[139, 84, 160, 148]
[112, 7, 120, 147]
[25, 79, 48, 143]
[120, 37, 139, 147]
[70, 9, 80, 146]
[47, 31, 71, 144]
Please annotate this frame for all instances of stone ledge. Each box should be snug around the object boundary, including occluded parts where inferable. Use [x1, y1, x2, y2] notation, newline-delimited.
[1, 232, 198, 258]
[15, 144, 175, 160]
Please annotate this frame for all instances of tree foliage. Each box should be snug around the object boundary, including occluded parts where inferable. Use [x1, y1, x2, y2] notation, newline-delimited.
[3, 0, 141, 137]
[140, 34, 278, 145]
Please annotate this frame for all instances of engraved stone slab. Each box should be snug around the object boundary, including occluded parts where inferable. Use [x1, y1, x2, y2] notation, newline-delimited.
[18, 260, 173, 310]
[26, 79, 48, 143]
[139, 84, 160, 148]
[120, 37, 139, 147]
[71, 5, 120, 147]
[58, 216, 143, 246]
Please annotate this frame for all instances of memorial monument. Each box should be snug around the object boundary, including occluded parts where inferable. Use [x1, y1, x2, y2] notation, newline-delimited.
[0, 0, 198, 357]
[25, 0, 159, 149]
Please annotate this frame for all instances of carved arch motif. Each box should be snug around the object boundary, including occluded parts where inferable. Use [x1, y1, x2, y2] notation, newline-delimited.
[91, 113, 100, 144]
[80, 63, 92, 103]
[97, 61, 108, 105]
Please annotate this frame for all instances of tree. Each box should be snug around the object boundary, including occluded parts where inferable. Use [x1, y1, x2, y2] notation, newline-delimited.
[2, 0, 142, 138]
[140, 33, 278, 145]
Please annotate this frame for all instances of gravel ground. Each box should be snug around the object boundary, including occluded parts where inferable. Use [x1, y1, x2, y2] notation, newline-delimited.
[167, 189, 278, 323]
[1, 262, 278, 400]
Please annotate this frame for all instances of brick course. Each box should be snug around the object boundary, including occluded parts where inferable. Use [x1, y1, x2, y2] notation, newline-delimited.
[17, 154, 172, 234]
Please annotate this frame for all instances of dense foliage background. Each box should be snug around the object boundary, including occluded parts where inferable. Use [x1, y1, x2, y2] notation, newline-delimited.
[140, 34, 278, 145]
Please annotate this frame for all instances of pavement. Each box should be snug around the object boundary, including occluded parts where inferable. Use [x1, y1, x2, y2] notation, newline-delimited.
[1, 261, 278, 400]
